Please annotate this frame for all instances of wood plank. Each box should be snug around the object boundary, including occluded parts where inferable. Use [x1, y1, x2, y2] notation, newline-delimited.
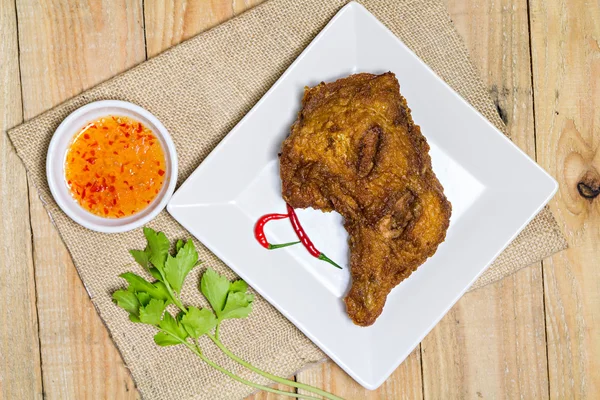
[246, 381, 297, 400]
[145, 0, 236, 58]
[144, 0, 265, 58]
[298, 349, 423, 400]
[232, 0, 265, 15]
[529, 0, 600, 398]
[0, 0, 43, 398]
[420, 0, 549, 398]
[421, 266, 549, 399]
[15, 0, 145, 398]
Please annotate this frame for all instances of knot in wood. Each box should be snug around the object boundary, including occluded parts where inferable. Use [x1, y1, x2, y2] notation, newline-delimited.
[577, 170, 600, 199]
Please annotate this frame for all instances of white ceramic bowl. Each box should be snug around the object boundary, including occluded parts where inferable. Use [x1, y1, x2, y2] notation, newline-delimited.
[47, 100, 178, 233]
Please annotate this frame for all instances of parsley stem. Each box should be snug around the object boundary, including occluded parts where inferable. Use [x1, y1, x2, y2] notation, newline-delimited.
[157, 329, 319, 399]
[171, 292, 187, 314]
[207, 334, 344, 400]
[170, 289, 187, 313]
[215, 321, 221, 341]
[158, 270, 188, 314]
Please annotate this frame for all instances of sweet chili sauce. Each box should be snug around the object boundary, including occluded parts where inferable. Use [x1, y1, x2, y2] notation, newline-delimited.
[65, 116, 166, 218]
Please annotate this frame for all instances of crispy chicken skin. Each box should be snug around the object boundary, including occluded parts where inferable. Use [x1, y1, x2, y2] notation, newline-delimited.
[280, 72, 451, 326]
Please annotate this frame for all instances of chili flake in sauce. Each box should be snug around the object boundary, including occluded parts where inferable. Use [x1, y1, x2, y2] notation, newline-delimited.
[65, 116, 166, 218]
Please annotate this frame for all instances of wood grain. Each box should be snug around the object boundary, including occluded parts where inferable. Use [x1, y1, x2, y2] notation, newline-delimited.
[145, 0, 234, 58]
[144, 0, 265, 58]
[529, 0, 600, 397]
[420, 0, 549, 398]
[298, 349, 423, 400]
[0, 0, 43, 399]
[14, 0, 145, 398]
[232, 0, 265, 15]
[247, 381, 297, 400]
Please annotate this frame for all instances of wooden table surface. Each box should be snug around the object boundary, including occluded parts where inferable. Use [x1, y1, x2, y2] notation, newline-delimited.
[1, 0, 598, 399]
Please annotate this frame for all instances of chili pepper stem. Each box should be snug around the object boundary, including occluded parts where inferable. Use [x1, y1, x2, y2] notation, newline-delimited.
[267, 241, 300, 250]
[318, 253, 343, 269]
[255, 213, 296, 250]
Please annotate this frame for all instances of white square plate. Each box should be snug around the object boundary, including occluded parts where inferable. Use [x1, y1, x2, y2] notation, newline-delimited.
[168, 2, 557, 390]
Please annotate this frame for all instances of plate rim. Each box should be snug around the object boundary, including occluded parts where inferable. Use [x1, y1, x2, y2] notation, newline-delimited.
[168, 1, 558, 390]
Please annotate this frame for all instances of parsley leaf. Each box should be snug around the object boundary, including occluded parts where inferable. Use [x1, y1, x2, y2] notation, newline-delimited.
[153, 332, 179, 346]
[181, 306, 217, 338]
[135, 292, 151, 307]
[176, 239, 184, 253]
[112, 289, 140, 316]
[129, 314, 141, 323]
[155, 311, 188, 346]
[129, 249, 150, 269]
[164, 240, 199, 292]
[220, 291, 254, 320]
[139, 298, 166, 325]
[148, 268, 163, 281]
[229, 280, 248, 293]
[120, 272, 171, 302]
[130, 228, 171, 280]
[143, 227, 170, 272]
[163, 312, 188, 338]
[200, 268, 231, 317]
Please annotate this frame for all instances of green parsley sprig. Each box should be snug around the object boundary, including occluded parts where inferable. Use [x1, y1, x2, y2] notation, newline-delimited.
[113, 227, 343, 400]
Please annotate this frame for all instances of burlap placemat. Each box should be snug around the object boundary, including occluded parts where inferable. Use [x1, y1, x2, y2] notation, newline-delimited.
[7, 0, 567, 398]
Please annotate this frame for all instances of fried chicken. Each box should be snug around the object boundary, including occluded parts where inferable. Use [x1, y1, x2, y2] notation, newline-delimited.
[280, 72, 451, 326]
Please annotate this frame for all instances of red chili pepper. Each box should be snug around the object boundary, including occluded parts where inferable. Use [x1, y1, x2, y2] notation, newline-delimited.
[286, 204, 342, 269]
[254, 213, 300, 250]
